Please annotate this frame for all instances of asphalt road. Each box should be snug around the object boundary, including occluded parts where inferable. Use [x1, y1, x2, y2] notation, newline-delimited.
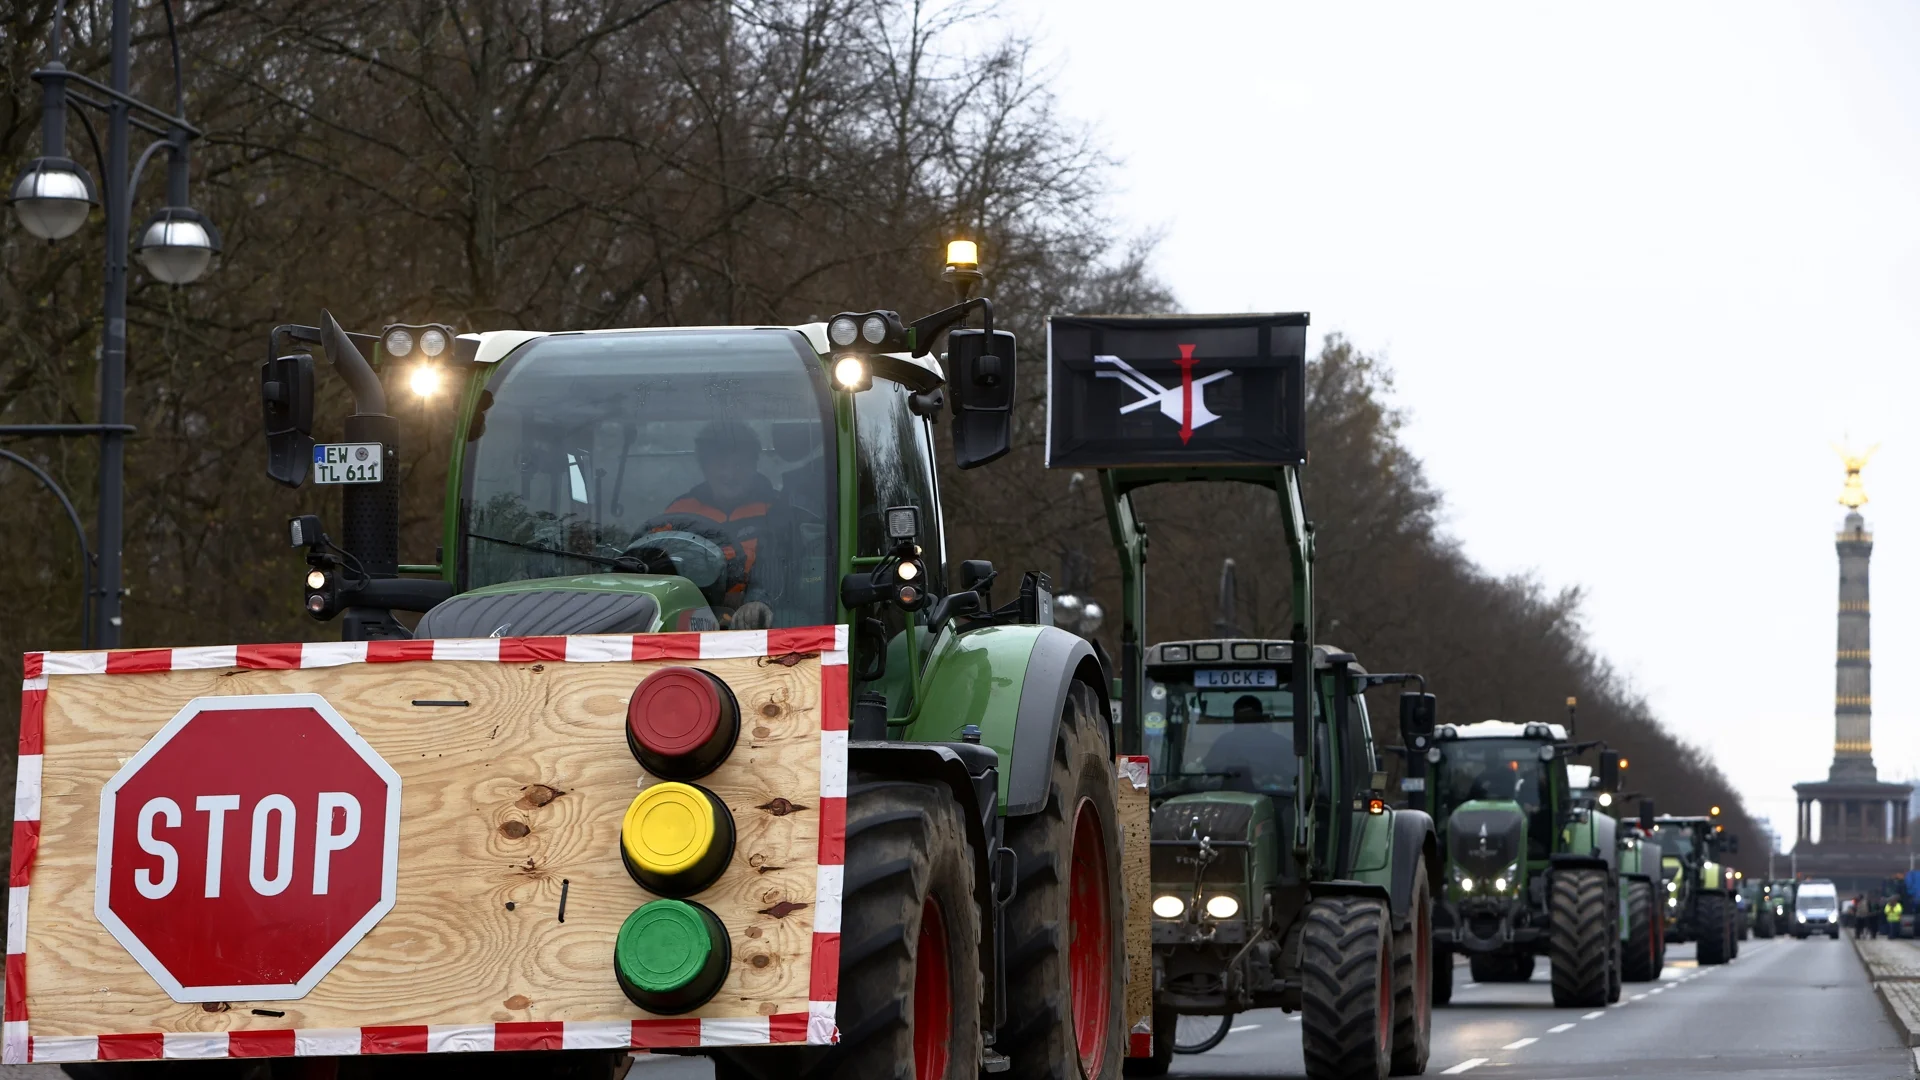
[1167, 936, 1910, 1079]
[0, 937, 1896, 1079]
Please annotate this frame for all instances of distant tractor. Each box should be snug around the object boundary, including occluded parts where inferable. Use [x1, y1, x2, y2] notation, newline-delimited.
[1049, 313, 1442, 1079]
[1412, 721, 1629, 1008]
[1653, 814, 1742, 961]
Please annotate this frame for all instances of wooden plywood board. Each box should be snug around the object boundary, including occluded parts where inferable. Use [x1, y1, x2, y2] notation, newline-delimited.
[11, 632, 845, 1049]
[1117, 755, 1153, 1054]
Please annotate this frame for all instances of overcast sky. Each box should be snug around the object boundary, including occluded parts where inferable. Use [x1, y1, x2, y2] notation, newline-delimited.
[1010, 0, 1920, 846]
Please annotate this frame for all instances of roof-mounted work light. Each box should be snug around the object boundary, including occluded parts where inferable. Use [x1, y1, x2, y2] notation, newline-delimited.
[379, 322, 456, 398]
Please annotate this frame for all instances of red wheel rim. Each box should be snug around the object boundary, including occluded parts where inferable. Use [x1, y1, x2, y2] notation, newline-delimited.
[1069, 798, 1113, 1075]
[914, 896, 952, 1080]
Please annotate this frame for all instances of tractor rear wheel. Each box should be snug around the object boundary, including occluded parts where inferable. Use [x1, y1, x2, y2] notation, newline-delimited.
[1002, 682, 1124, 1080]
[1301, 896, 1394, 1080]
[1606, 932, 1622, 1003]
[1696, 893, 1731, 965]
[1389, 857, 1432, 1075]
[1621, 880, 1659, 982]
[818, 773, 982, 1080]
[1548, 869, 1612, 1008]
[1431, 944, 1453, 1006]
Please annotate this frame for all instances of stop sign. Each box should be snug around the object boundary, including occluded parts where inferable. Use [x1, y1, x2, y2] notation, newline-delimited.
[94, 693, 401, 1002]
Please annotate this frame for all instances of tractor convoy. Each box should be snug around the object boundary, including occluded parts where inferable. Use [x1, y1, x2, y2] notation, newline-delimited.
[4, 244, 1768, 1080]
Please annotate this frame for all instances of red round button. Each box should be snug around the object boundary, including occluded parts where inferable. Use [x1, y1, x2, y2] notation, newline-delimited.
[628, 667, 739, 779]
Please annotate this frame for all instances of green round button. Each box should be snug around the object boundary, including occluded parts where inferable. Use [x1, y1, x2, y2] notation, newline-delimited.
[616, 899, 716, 993]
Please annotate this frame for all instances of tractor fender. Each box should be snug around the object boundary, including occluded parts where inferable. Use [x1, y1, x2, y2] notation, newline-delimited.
[1549, 853, 1612, 875]
[1322, 809, 1437, 928]
[1388, 808, 1440, 927]
[908, 623, 1109, 817]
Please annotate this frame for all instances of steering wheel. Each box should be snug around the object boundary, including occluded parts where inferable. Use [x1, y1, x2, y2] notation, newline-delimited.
[627, 513, 749, 596]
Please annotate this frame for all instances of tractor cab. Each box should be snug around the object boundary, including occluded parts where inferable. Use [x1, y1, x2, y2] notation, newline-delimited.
[1428, 720, 1570, 873]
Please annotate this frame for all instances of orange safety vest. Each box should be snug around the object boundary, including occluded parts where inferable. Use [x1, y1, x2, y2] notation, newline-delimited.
[661, 487, 778, 597]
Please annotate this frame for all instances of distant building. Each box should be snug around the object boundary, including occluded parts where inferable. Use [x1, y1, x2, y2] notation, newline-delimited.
[1792, 447, 1915, 894]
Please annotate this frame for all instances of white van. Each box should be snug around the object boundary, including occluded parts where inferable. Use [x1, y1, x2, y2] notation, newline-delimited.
[1794, 879, 1839, 939]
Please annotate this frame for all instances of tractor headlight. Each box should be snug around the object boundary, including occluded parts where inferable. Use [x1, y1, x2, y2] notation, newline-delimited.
[833, 356, 869, 390]
[1774, 905, 1784, 916]
[861, 314, 889, 344]
[408, 364, 443, 398]
[1460, 877, 1475, 893]
[1797, 912, 1807, 923]
[1205, 895, 1240, 920]
[829, 316, 860, 347]
[1667, 881, 1678, 893]
[384, 328, 414, 359]
[1598, 792, 1613, 807]
[1152, 895, 1185, 919]
[419, 327, 448, 358]
[896, 559, 919, 582]
[1493, 877, 1508, 893]
[306, 569, 327, 590]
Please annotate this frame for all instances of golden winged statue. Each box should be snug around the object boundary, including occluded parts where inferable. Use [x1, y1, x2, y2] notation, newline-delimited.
[1834, 441, 1880, 509]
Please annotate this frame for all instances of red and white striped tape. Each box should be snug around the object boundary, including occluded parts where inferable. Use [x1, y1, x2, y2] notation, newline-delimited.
[5, 625, 849, 1064]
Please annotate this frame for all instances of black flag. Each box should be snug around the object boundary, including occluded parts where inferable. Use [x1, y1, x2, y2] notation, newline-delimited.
[1046, 313, 1308, 469]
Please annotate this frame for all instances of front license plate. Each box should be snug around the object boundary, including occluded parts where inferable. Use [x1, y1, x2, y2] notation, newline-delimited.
[1192, 668, 1277, 689]
[313, 442, 384, 485]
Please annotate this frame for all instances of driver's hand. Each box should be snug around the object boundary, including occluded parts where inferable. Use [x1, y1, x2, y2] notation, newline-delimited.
[729, 601, 775, 630]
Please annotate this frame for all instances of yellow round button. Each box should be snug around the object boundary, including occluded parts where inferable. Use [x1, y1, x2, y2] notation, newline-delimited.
[623, 782, 719, 878]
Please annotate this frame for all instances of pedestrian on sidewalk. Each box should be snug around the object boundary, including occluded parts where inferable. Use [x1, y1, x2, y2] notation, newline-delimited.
[1869, 895, 1884, 939]
[1855, 895, 1868, 939]
[1889, 897, 1906, 940]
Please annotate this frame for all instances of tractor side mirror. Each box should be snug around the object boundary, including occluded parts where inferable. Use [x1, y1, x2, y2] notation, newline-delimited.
[947, 328, 1017, 470]
[1398, 692, 1437, 749]
[1639, 798, 1656, 830]
[261, 353, 315, 488]
[1597, 749, 1621, 792]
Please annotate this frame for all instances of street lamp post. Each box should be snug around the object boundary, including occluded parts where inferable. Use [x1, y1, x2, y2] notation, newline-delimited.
[7, 0, 218, 647]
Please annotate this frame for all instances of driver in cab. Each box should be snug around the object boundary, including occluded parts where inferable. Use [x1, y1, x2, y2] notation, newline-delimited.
[647, 420, 784, 628]
[1200, 695, 1292, 792]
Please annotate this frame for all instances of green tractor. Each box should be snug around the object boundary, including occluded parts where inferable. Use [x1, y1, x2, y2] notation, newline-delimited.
[1751, 879, 1792, 938]
[1047, 314, 1441, 1079]
[1652, 814, 1741, 964]
[1412, 721, 1629, 1008]
[1612, 808, 1667, 982]
[1567, 768, 1665, 983]
[1742, 879, 1780, 939]
[259, 244, 1138, 1080]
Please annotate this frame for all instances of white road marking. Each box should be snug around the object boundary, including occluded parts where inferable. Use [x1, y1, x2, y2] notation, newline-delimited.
[1502, 1037, 1538, 1049]
[1442, 1059, 1489, 1074]
[1228, 1024, 1260, 1033]
[1548, 1023, 1576, 1033]
[1288, 1015, 1301, 1022]
[1649, 987, 1665, 994]
[1630, 993, 1648, 1001]
[1581, 1011, 1604, 1020]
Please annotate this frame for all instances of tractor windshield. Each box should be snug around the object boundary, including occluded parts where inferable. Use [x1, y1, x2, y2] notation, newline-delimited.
[1142, 673, 1299, 797]
[459, 329, 836, 628]
[1433, 739, 1548, 818]
[1653, 827, 1696, 858]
